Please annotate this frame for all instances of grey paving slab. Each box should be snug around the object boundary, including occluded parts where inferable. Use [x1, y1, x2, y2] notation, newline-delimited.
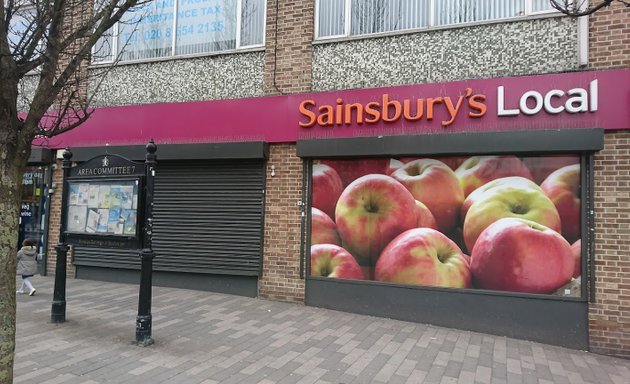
[14, 276, 630, 384]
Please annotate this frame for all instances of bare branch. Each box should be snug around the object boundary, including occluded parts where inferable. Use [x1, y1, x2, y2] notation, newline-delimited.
[15, 0, 149, 141]
[550, 0, 630, 16]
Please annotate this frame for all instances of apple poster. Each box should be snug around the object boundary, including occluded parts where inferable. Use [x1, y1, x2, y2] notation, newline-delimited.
[310, 155, 582, 297]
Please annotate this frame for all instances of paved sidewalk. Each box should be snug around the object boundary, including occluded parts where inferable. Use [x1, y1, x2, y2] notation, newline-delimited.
[14, 276, 630, 384]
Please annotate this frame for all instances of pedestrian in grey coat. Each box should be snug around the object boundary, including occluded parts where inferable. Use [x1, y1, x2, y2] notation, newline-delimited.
[17, 239, 38, 296]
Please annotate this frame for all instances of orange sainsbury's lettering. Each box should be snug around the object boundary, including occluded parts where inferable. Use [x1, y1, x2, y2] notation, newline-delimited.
[317, 105, 334, 126]
[335, 98, 344, 125]
[364, 102, 381, 123]
[403, 99, 424, 121]
[297, 90, 488, 128]
[442, 88, 472, 126]
[382, 94, 402, 123]
[468, 94, 487, 118]
[298, 100, 316, 128]
[345, 103, 364, 125]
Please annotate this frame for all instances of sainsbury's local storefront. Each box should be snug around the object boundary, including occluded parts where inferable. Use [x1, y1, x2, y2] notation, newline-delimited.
[45, 68, 630, 350]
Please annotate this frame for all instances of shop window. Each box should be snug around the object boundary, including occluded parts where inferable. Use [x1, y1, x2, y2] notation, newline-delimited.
[92, 0, 266, 63]
[316, 0, 555, 39]
[19, 167, 48, 255]
[308, 154, 584, 298]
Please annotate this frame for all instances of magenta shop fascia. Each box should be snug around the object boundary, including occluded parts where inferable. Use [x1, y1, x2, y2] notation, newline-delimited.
[37, 69, 630, 149]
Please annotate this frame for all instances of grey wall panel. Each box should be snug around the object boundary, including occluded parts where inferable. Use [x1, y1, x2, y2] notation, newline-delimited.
[88, 51, 264, 107]
[313, 17, 578, 92]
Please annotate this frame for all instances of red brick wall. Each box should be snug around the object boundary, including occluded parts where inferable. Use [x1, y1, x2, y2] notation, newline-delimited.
[259, 144, 305, 302]
[44, 1, 90, 279]
[589, 2, 630, 69]
[590, 132, 630, 357]
[46, 159, 75, 278]
[263, 0, 314, 95]
[588, 2, 630, 358]
[259, 0, 313, 302]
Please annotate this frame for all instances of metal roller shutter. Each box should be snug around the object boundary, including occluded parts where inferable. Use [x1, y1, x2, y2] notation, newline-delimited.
[73, 159, 265, 276]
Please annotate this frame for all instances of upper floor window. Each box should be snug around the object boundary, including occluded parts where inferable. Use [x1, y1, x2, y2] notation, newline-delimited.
[7, 4, 46, 62]
[93, 0, 266, 63]
[316, 0, 556, 40]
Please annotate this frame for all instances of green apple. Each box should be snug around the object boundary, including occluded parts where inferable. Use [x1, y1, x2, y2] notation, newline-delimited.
[461, 176, 543, 221]
[463, 178, 561, 253]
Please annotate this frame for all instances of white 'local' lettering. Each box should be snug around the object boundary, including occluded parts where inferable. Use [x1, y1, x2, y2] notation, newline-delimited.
[497, 79, 598, 116]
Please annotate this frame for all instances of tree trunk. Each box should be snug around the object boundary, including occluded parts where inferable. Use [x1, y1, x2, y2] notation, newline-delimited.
[0, 136, 29, 384]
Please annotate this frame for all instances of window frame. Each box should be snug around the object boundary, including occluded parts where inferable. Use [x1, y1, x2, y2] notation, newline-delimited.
[314, 0, 559, 41]
[92, 0, 266, 65]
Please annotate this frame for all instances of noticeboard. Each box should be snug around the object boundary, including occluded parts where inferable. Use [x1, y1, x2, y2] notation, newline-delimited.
[64, 154, 144, 248]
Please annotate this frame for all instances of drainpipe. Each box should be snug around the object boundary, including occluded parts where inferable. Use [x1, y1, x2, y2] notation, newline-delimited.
[577, 1, 589, 67]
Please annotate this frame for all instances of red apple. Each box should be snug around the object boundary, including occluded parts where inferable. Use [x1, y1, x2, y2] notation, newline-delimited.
[455, 156, 534, 197]
[320, 158, 389, 187]
[461, 176, 543, 221]
[463, 178, 561, 253]
[522, 155, 580, 184]
[470, 218, 574, 293]
[386, 158, 405, 175]
[414, 200, 438, 229]
[571, 239, 581, 278]
[312, 163, 344, 220]
[335, 174, 417, 266]
[391, 159, 464, 233]
[311, 208, 341, 246]
[375, 228, 471, 288]
[541, 164, 581, 243]
[310, 244, 364, 280]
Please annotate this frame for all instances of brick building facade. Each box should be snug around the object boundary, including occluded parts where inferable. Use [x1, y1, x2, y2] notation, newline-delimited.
[32, 1, 629, 357]
[588, 3, 630, 358]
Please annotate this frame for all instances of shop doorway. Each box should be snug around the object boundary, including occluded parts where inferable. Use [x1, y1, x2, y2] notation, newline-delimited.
[19, 166, 51, 275]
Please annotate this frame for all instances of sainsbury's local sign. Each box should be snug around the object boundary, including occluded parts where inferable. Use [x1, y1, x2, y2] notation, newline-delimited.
[298, 79, 600, 129]
[50, 69, 630, 149]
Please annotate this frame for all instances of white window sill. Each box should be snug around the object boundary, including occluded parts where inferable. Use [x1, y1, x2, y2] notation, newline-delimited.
[313, 11, 565, 46]
[89, 45, 265, 69]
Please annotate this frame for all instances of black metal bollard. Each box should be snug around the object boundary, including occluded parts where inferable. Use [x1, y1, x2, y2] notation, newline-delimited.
[51, 243, 69, 323]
